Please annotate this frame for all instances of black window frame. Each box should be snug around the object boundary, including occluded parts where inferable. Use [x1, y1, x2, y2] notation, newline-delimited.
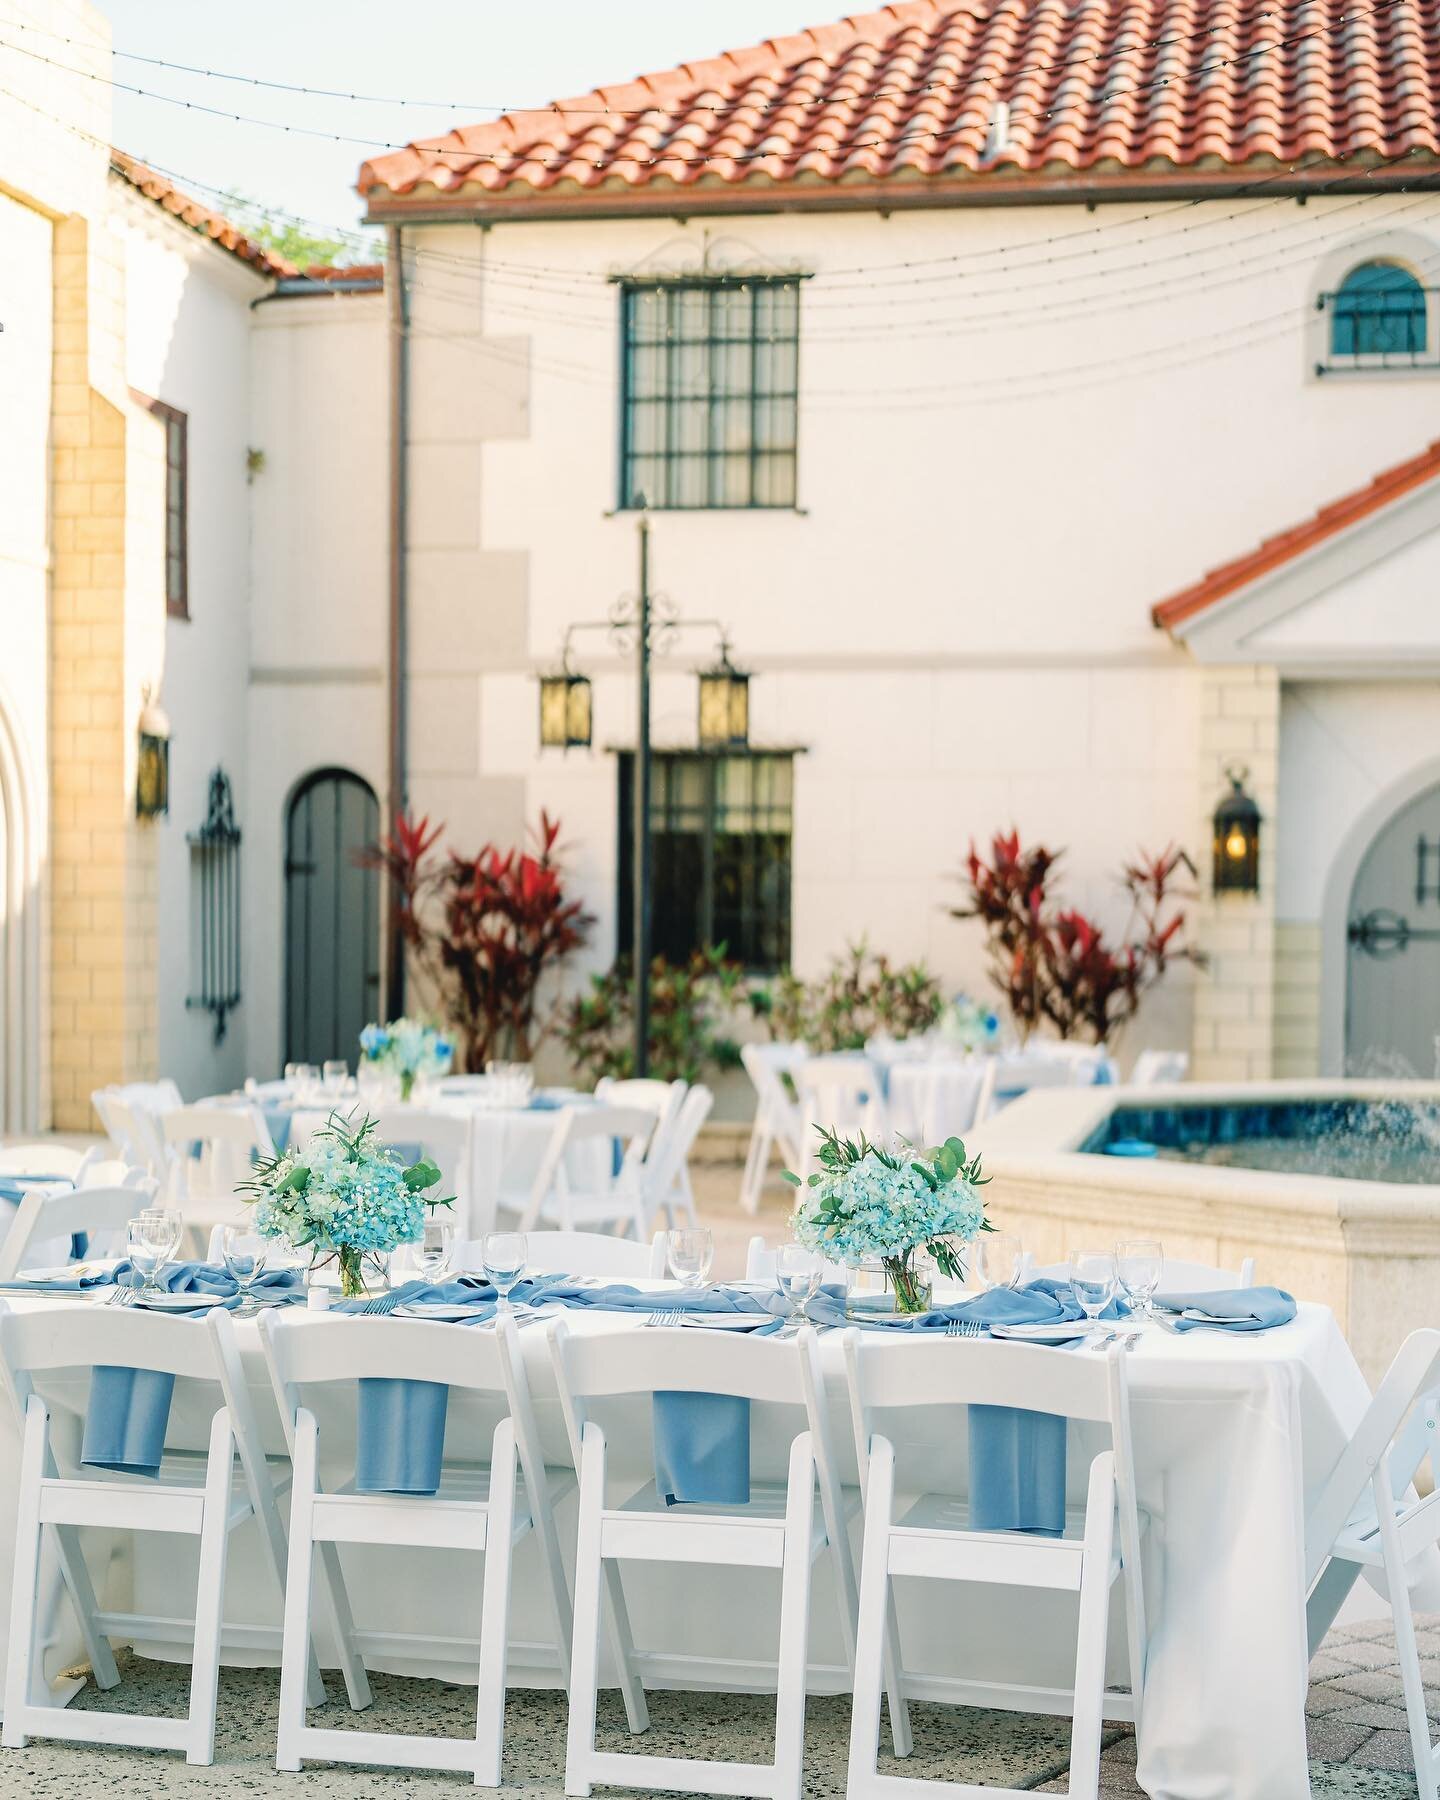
[133, 389, 189, 618]
[617, 749, 794, 975]
[617, 276, 801, 512]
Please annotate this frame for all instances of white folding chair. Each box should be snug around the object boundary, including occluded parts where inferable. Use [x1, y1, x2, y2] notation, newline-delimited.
[739, 1043, 809, 1216]
[796, 1055, 889, 1176]
[595, 1078, 687, 1117]
[843, 1331, 1147, 1800]
[638, 1084, 712, 1232]
[260, 1308, 573, 1784]
[469, 1229, 667, 1280]
[79, 1158, 153, 1191]
[744, 1234, 848, 1288]
[504, 1104, 657, 1238]
[911, 1061, 997, 1141]
[0, 1144, 93, 1180]
[1128, 1050, 1189, 1087]
[549, 1318, 864, 1800]
[0, 1183, 160, 1280]
[160, 1104, 275, 1235]
[367, 1104, 473, 1225]
[0, 1304, 317, 1764]
[1305, 1328, 1440, 1799]
[94, 1092, 167, 1177]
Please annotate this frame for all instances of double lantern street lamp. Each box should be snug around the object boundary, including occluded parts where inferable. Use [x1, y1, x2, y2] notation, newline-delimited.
[537, 512, 751, 1077]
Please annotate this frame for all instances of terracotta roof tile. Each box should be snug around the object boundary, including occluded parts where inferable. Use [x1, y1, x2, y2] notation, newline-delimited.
[359, 0, 1440, 203]
[110, 150, 297, 277]
[1153, 437, 1440, 631]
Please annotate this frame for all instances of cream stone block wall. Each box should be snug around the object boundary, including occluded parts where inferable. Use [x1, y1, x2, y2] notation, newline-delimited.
[1190, 665, 1280, 1080]
[1274, 921, 1323, 1078]
[48, 212, 157, 1128]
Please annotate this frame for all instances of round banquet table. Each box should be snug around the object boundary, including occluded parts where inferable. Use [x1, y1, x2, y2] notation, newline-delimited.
[0, 1285, 1388, 1800]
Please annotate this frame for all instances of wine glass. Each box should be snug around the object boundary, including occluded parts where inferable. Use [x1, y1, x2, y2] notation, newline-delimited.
[127, 1213, 175, 1303]
[1116, 1239, 1164, 1319]
[774, 1243, 822, 1336]
[666, 1228, 713, 1291]
[356, 1060, 385, 1107]
[978, 1232, 1023, 1291]
[1069, 1248, 1116, 1330]
[418, 1220, 455, 1286]
[482, 1232, 528, 1315]
[220, 1226, 268, 1318]
[322, 1060, 348, 1099]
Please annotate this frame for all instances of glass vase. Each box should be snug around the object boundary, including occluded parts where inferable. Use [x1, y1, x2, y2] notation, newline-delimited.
[845, 1251, 933, 1320]
[310, 1247, 391, 1301]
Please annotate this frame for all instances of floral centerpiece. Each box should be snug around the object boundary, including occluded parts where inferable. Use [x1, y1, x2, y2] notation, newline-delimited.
[239, 1112, 454, 1298]
[939, 992, 1002, 1055]
[358, 1017, 453, 1101]
[785, 1127, 988, 1315]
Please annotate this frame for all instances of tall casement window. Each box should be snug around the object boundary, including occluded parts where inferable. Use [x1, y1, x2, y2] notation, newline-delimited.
[133, 391, 189, 617]
[619, 278, 800, 511]
[617, 751, 793, 973]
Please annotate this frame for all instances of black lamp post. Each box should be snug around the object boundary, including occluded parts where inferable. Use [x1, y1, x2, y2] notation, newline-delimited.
[538, 509, 750, 1075]
[1212, 765, 1261, 895]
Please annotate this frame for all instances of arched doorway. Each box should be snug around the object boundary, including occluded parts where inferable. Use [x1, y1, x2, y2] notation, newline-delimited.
[1345, 778, 1440, 1075]
[284, 769, 380, 1068]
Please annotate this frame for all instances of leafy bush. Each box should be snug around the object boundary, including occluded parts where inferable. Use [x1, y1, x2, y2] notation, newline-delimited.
[561, 947, 748, 1084]
[952, 831, 1202, 1045]
[365, 811, 592, 1071]
[751, 939, 942, 1051]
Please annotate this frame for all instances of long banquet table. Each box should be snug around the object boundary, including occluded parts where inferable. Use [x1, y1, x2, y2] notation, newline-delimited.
[0, 1284, 1388, 1799]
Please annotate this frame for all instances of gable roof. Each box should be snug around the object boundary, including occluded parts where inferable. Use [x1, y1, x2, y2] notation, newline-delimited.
[1153, 437, 1440, 632]
[110, 151, 297, 278]
[359, 0, 1440, 209]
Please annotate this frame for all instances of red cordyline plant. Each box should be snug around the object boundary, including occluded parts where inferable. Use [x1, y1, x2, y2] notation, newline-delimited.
[953, 831, 1203, 1046]
[364, 810, 593, 1070]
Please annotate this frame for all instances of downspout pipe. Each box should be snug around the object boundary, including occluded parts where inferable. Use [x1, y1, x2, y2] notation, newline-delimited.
[385, 222, 410, 1019]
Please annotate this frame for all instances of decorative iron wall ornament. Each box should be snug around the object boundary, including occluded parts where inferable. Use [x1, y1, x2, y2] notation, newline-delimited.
[186, 767, 242, 1043]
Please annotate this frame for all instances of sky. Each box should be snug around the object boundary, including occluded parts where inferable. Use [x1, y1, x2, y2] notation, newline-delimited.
[103, 0, 807, 249]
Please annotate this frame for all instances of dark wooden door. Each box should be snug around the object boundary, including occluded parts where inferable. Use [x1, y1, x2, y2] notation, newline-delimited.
[284, 769, 380, 1066]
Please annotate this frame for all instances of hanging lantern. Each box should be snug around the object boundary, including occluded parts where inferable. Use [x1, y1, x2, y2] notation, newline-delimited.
[697, 642, 750, 751]
[135, 686, 171, 819]
[538, 667, 592, 750]
[1212, 765, 1261, 894]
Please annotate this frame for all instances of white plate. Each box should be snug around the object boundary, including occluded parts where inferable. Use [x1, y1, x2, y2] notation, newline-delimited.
[131, 1293, 226, 1312]
[675, 1312, 774, 1330]
[991, 1321, 1088, 1345]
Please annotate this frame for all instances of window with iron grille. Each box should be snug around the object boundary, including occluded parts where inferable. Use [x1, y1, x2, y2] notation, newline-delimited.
[133, 390, 189, 616]
[617, 751, 793, 972]
[619, 279, 799, 510]
[1327, 262, 1429, 360]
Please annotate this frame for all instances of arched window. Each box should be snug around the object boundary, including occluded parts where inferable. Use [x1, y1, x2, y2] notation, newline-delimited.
[1330, 261, 1428, 359]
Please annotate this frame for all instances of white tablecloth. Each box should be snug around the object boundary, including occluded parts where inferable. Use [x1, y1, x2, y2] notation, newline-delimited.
[0, 1290, 1377, 1800]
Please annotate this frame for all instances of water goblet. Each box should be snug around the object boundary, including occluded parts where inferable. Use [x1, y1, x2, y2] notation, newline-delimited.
[1069, 1248, 1116, 1332]
[774, 1243, 822, 1336]
[322, 1060, 348, 1099]
[127, 1213, 174, 1303]
[978, 1231, 1023, 1291]
[220, 1226, 269, 1317]
[482, 1232, 528, 1316]
[418, 1220, 456, 1286]
[666, 1228, 713, 1291]
[1116, 1238, 1164, 1319]
[356, 1060, 385, 1107]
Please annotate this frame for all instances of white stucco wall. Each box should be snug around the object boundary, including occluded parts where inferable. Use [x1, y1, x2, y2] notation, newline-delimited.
[117, 187, 268, 1098]
[391, 190, 1440, 1062]
[245, 289, 387, 1078]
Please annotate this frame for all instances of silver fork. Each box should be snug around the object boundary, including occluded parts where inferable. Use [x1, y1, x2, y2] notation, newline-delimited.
[106, 1283, 135, 1307]
[1089, 1326, 1122, 1352]
[946, 1318, 985, 1338]
[360, 1290, 404, 1316]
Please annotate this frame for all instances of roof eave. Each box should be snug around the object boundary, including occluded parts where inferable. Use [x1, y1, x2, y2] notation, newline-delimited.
[360, 156, 1440, 227]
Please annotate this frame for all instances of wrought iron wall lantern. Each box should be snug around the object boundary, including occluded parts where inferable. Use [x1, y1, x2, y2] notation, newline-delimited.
[135, 686, 171, 820]
[186, 767, 242, 1043]
[697, 640, 751, 751]
[538, 664, 593, 751]
[1212, 765, 1261, 895]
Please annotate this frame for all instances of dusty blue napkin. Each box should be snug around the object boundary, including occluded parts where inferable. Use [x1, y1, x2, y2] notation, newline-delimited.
[1155, 1285, 1295, 1331]
[655, 1391, 750, 1506]
[355, 1378, 451, 1494]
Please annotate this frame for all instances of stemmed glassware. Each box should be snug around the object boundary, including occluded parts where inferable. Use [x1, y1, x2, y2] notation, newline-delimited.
[1069, 1248, 1116, 1332]
[219, 1226, 269, 1317]
[322, 1060, 349, 1100]
[666, 1228, 713, 1291]
[774, 1243, 822, 1335]
[978, 1232, 1023, 1291]
[127, 1208, 182, 1304]
[482, 1232, 528, 1315]
[1116, 1239, 1164, 1318]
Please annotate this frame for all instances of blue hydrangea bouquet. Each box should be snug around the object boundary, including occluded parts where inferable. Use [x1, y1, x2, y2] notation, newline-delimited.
[786, 1127, 988, 1315]
[239, 1112, 454, 1298]
[939, 992, 1002, 1054]
[358, 1017, 454, 1101]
